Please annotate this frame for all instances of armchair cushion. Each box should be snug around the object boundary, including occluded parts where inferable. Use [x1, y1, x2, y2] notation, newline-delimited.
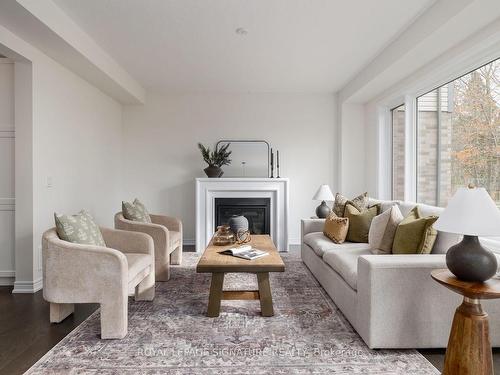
[54, 210, 105, 247]
[122, 198, 152, 223]
[124, 253, 153, 282]
[100, 227, 154, 255]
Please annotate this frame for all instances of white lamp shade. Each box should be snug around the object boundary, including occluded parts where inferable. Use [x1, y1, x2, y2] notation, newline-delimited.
[312, 184, 334, 201]
[433, 187, 500, 236]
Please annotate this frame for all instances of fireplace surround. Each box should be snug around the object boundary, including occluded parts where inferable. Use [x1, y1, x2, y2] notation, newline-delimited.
[195, 178, 289, 252]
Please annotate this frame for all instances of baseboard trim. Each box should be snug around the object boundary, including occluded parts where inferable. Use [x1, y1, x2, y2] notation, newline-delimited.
[0, 270, 15, 286]
[0, 278, 15, 286]
[12, 277, 43, 294]
[184, 238, 300, 246]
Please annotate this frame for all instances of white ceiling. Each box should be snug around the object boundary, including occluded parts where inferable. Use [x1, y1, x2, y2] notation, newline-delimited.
[53, 0, 436, 93]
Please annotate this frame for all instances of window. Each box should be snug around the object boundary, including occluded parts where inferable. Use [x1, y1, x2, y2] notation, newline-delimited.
[416, 59, 500, 207]
[391, 104, 405, 200]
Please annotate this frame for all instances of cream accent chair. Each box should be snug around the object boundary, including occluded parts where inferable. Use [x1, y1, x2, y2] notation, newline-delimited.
[115, 212, 182, 281]
[42, 227, 155, 339]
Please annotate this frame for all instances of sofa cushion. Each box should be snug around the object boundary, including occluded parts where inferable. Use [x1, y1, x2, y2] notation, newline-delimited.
[345, 203, 380, 243]
[125, 253, 153, 282]
[333, 192, 368, 217]
[303, 232, 371, 257]
[393, 206, 438, 254]
[394, 201, 460, 254]
[304, 232, 336, 257]
[323, 214, 349, 243]
[122, 198, 152, 223]
[368, 205, 404, 254]
[54, 210, 106, 247]
[369, 198, 400, 213]
[323, 247, 371, 290]
[397, 202, 417, 217]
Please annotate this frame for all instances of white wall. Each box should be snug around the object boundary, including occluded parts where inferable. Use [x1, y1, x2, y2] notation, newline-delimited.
[123, 93, 337, 245]
[33, 54, 123, 253]
[0, 25, 123, 291]
[339, 103, 367, 197]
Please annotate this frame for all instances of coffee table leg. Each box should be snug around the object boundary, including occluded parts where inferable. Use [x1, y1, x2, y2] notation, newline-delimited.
[207, 272, 224, 317]
[257, 272, 274, 317]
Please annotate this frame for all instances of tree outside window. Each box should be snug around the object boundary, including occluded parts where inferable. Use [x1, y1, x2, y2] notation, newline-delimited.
[416, 59, 500, 207]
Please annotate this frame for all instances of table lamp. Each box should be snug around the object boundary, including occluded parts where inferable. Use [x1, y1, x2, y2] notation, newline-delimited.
[433, 186, 500, 282]
[312, 184, 334, 218]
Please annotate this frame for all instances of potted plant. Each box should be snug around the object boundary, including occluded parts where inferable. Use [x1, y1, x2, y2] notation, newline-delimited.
[197, 142, 231, 178]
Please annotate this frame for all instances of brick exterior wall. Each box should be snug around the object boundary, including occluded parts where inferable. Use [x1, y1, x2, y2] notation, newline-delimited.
[392, 107, 405, 200]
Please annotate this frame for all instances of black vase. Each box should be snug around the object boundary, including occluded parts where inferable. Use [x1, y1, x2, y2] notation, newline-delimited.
[446, 235, 498, 282]
[204, 166, 223, 178]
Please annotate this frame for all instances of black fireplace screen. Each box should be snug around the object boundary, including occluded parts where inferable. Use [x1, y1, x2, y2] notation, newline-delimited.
[215, 198, 270, 235]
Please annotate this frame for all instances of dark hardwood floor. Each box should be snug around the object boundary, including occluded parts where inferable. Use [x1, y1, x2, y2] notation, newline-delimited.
[0, 286, 98, 375]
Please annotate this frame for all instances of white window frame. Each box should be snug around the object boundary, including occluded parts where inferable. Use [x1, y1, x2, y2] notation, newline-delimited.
[377, 38, 500, 204]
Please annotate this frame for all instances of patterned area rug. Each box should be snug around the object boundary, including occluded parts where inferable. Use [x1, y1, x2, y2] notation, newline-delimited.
[27, 250, 438, 374]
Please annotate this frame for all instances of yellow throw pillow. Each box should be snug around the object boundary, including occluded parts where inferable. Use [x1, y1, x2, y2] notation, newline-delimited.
[344, 203, 380, 243]
[392, 206, 438, 254]
[323, 213, 349, 244]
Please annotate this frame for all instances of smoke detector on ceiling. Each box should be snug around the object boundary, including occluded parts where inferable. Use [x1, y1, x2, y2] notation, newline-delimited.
[235, 27, 248, 35]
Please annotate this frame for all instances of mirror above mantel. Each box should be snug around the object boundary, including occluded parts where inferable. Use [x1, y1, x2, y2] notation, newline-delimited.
[216, 140, 270, 178]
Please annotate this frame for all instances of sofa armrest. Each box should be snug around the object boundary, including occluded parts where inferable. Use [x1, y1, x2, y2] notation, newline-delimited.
[42, 231, 128, 304]
[150, 214, 182, 233]
[301, 219, 325, 241]
[101, 227, 154, 256]
[355, 254, 456, 348]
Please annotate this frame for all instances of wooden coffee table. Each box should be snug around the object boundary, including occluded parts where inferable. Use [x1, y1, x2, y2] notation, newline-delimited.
[196, 235, 285, 317]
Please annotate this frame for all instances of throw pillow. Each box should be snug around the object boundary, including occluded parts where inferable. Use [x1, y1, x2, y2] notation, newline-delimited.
[323, 213, 349, 244]
[392, 206, 438, 254]
[332, 192, 369, 217]
[54, 210, 106, 246]
[122, 198, 152, 223]
[368, 205, 404, 254]
[344, 203, 380, 243]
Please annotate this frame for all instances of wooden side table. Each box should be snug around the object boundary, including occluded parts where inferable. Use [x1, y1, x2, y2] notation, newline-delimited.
[431, 269, 500, 375]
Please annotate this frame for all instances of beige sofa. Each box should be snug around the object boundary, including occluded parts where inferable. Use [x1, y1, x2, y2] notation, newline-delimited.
[42, 227, 155, 339]
[115, 212, 182, 281]
[301, 198, 500, 349]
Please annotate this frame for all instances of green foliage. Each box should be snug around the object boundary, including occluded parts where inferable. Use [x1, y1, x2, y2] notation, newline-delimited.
[197, 142, 232, 167]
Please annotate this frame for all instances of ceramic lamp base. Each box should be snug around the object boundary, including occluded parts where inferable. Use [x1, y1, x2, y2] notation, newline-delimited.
[446, 235, 498, 282]
[315, 201, 331, 219]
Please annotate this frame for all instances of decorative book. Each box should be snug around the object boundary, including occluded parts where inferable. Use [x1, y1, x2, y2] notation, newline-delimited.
[219, 245, 269, 260]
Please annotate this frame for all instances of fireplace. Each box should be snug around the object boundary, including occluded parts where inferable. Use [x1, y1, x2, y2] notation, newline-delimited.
[196, 178, 289, 252]
[214, 197, 271, 235]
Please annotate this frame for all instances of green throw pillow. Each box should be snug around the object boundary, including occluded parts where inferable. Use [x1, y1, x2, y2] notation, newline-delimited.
[54, 210, 106, 247]
[392, 206, 438, 254]
[122, 198, 152, 223]
[344, 203, 380, 243]
[333, 192, 369, 217]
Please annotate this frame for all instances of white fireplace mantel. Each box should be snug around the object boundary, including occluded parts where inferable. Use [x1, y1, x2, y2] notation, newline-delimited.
[195, 178, 289, 253]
